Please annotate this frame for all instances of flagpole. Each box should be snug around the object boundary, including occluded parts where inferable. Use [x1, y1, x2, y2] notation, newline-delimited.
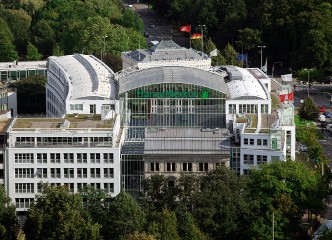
[189, 24, 192, 49]
[198, 24, 205, 53]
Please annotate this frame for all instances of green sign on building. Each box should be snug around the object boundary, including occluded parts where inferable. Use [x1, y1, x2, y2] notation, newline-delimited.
[136, 89, 210, 99]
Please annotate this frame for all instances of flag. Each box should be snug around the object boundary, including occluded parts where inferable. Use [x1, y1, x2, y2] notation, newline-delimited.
[281, 74, 292, 82]
[279, 92, 294, 102]
[236, 54, 247, 62]
[261, 58, 267, 73]
[180, 25, 191, 33]
[191, 33, 202, 39]
[209, 49, 218, 57]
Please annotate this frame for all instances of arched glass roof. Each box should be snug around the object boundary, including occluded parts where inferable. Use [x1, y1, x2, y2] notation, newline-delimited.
[118, 66, 229, 95]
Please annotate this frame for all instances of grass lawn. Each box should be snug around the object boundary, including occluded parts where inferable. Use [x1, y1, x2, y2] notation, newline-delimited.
[294, 115, 316, 127]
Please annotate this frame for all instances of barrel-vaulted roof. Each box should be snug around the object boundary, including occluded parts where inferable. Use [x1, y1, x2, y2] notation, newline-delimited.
[117, 66, 229, 95]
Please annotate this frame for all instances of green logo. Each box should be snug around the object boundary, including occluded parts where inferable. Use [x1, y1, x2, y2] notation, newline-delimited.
[200, 89, 210, 99]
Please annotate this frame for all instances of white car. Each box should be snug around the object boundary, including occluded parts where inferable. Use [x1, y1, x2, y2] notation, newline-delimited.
[299, 143, 308, 152]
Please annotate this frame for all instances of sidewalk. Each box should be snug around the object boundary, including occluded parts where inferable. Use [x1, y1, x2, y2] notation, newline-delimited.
[325, 195, 332, 220]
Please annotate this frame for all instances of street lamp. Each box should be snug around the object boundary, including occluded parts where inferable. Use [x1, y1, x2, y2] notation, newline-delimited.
[258, 45, 267, 69]
[101, 35, 108, 62]
[272, 62, 282, 78]
[304, 68, 313, 98]
[198, 24, 206, 53]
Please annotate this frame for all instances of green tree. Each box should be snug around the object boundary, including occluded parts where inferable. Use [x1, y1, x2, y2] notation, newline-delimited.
[147, 209, 180, 240]
[124, 231, 156, 240]
[141, 174, 179, 212]
[191, 166, 255, 239]
[298, 97, 320, 121]
[119, 8, 144, 33]
[221, 43, 240, 65]
[175, 208, 206, 240]
[26, 42, 42, 60]
[248, 161, 327, 238]
[0, 18, 18, 61]
[32, 19, 56, 57]
[0, 185, 16, 240]
[107, 191, 146, 240]
[9, 75, 47, 114]
[52, 44, 64, 56]
[24, 185, 101, 240]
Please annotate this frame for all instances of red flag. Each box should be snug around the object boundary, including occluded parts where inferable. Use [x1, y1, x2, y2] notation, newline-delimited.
[288, 92, 294, 101]
[279, 94, 286, 103]
[191, 33, 203, 39]
[180, 25, 191, 33]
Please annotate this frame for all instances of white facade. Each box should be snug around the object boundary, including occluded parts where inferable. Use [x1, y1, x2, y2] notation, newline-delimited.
[46, 54, 117, 118]
[6, 117, 121, 211]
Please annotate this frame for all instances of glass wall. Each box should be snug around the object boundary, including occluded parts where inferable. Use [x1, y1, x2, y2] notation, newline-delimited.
[120, 83, 227, 128]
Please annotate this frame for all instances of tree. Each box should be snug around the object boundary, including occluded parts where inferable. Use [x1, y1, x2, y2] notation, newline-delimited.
[221, 43, 240, 65]
[124, 231, 156, 240]
[141, 174, 179, 212]
[191, 166, 255, 239]
[298, 97, 319, 121]
[52, 44, 64, 56]
[147, 209, 180, 240]
[0, 185, 16, 240]
[248, 161, 328, 238]
[24, 185, 101, 240]
[9, 75, 47, 114]
[107, 191, 146, 240]
[26, 42, 42, 60]
[0, 18, 18, 61]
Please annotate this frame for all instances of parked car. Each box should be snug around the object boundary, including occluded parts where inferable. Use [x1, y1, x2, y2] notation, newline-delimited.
[320, 106, 326, 112]
[149, 25, 155, 28]
[127, 4, 133, 8]
[299, 143, 308, 152]
[326, 124, 332, 132]
[318, 114, 326, 122]
[323, 112, 332, 118]
[144, 32, 149, 37]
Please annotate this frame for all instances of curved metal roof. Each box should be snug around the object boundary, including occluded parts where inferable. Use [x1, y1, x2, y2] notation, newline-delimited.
[118, 66, 229, 95]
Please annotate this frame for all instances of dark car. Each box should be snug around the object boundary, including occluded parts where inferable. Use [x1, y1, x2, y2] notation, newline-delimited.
[323, 112, 332, 118]
[143, 32, 149, 37]
[149, 25, 155, 28]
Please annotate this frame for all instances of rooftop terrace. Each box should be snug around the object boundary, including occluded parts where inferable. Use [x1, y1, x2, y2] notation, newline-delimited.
[12, 114, 114, 130]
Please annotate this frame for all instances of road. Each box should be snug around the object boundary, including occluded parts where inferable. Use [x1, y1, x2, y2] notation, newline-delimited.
[124, 2, 188, 47]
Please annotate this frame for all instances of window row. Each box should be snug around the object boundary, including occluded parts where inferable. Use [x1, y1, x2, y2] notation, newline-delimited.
[14, 153, 114, 164]
[15, 168, 114, 179]
[149, 162, 210, 172]
[228, 104, 269, 114]
[243, 138, 268, 146]
[243, 154, 268, 165]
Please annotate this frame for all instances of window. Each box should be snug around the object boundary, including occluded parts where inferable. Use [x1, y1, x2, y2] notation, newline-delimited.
[103, 153, 114, 163]
[90, 104, 96, 114]
[77, 183, 88, 192]
[243, 169, 250, 175]
[90, 183, 101, 190]
[249, 139, 254, 145]
[257, 139, 262, 145]
[263, 139, 268, 146]
[64, 168, 74, 178]
[182, 163, 192, 172]
[198, 162, 209, 172]
[37, 153, 47, 163]
[243, 154, 254, 164]
[15, 168, 34, 178]
[70, 104, 83, 111]
[150, 163, 160, 172]
[64, 153, 74, 163]
[15, 183, 34, 193]
[244, 138, 248, 145]
[90, 153, 100, 163]
[257, 155, 267, 164]
[15, 153, 34, 164]
[166, 162, 176, 172]
[104, 183, 114, 193]
[15, 198, 34, 209]
[90, 168, 101, 178]
[50, 153, 60, 163]
[272, 138, 278, 150]
[103, 168, 114, 178]
[50, 168, 61, 178]
[77, 153, 87, 163]
[36, 168, 47, 178]
[77, 168, 87, 178]
[271, 156, 279, 161]
[229, 104, 236, 114]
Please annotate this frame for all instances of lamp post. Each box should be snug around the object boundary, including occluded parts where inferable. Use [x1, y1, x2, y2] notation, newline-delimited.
[272, 62, 283, 78]
[198, 24, 206, 53]
[258, 45, 267, 69]
[304, 68, 313, 98]
[101, 35, 108, 62]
